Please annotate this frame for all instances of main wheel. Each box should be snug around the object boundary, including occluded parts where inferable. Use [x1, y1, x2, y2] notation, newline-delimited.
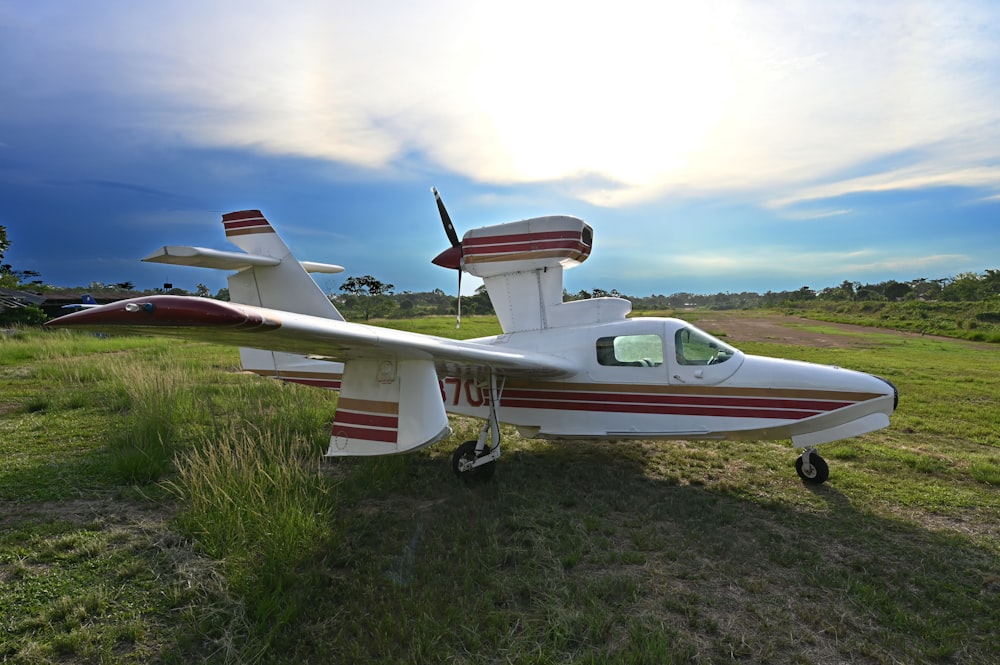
[451, 440, 496, 483]
[795, 452, 830, 485]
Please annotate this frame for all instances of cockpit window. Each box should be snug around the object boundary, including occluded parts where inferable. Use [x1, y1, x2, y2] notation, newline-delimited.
[596, 334, 663, 367]
[674, 326, 737, 366]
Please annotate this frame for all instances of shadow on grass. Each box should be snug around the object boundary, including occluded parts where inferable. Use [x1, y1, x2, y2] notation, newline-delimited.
[0, 453, 118, 503]
[282, 440, 1000, 664]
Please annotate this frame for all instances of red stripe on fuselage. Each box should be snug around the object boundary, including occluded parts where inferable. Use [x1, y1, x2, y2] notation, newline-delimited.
[501, 388, 851, 412]
[499, 397, 821, 420]
[496, 385, 867, 421]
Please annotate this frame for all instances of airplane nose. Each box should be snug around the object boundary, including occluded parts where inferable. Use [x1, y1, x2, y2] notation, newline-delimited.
[876, 376, 899, 411]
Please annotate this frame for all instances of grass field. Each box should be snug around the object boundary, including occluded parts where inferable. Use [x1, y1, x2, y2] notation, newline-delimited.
[1, 313, 999, 664]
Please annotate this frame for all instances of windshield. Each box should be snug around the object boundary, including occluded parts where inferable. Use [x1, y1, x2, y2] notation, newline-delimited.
[674, 326, 737, 366]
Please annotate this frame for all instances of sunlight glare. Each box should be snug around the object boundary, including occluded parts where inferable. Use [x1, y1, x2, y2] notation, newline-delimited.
[465, 1, 737, 193]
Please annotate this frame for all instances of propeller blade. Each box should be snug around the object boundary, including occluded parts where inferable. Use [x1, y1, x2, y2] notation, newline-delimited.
[432, 187, 461, 248]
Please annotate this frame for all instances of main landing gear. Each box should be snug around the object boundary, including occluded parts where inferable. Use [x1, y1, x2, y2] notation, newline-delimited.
[452, 373, 504, 484]
[795, 447, 830, 485]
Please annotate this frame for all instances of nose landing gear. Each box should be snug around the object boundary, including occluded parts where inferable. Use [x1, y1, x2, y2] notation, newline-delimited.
[795, 447, 830, 485]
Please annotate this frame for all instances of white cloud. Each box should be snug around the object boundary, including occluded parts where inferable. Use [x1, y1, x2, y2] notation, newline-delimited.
[769, 164, 1000, 209]
[10, 0, 1000, 206]
[779, 208, 853, 221]
[616, 247, 974, 286]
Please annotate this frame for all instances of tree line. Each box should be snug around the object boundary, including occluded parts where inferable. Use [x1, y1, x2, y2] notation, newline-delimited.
[332, 271, 1000, 320]
[2, 217, 996, 322]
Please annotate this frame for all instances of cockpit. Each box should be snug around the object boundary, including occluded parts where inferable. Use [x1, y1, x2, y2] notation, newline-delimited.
[591, 321, 742, 383]
[674, 326, 737, 365]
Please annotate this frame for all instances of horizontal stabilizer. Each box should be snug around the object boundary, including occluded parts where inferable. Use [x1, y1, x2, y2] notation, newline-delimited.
[143, 246, 344, 274]
[299, 261, 347, 274]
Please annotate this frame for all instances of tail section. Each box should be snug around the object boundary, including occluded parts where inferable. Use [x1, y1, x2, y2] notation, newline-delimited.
[143, 209, 348, 383]
[220, 210, 344, 321]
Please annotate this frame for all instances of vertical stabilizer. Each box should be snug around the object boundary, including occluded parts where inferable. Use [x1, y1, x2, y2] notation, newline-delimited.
[222, 210, 344, 321]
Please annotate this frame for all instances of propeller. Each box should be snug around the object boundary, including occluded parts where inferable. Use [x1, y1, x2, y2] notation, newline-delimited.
[434, 187, 460, 248]
[430, 187, 464, 328]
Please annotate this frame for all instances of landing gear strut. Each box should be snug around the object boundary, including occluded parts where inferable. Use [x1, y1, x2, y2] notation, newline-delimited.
[795, 447, 830, 485]
[452, 373, 504, 484]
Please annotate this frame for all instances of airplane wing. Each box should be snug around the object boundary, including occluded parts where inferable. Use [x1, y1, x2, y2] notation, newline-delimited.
[45, 295, 574, 380]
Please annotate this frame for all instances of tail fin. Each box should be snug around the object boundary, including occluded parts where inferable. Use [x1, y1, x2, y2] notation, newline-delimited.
[221, 210, 344, 320]
[142, 209, 348, 384]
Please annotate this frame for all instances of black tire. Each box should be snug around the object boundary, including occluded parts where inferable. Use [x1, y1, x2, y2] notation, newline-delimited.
[451, 440, 496, 483]
[795, 452, 830, 485]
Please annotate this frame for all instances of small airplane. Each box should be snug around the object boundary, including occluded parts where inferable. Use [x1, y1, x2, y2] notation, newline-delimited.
[47, 191, 898, 485]
[61, 294, 101, 310]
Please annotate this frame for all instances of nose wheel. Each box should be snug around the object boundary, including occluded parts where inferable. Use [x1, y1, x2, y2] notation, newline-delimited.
[452, 372, 503, 484]
[452, 440, 497, 483]
[795, 448, 830, 485]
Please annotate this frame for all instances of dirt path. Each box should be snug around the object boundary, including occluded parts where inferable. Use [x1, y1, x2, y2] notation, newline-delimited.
[679, 311, 940, 349]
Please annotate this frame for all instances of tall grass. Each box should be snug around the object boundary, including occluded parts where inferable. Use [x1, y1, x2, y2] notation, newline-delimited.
[103, 360, 201, 484]
[169, 423, 337, 638]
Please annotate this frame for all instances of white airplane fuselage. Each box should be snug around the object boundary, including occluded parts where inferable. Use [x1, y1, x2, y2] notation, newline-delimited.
[439, 316, 896, 449]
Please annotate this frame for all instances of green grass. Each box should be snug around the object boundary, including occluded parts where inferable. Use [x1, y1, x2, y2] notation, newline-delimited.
[784, 299, 1000, 343]
[2, 317, 999, 664]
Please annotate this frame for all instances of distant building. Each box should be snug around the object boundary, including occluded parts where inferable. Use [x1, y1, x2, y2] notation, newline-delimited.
[37, 290, 133, 318]
[0, 287, 46, 313]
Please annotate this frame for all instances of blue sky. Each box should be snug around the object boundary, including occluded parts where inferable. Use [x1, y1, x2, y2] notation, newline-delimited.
[1, 1, 998, 297]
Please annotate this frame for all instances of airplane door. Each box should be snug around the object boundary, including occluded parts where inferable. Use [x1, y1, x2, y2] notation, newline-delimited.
[667, 323, 744, 386]
[588, 329, 668, 382]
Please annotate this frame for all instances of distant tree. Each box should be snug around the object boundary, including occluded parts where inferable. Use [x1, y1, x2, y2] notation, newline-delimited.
[215, 287, 230, 301]
[458, 284, 494, 315]
[942, 272, 985, 301]
[984, 269, 1000, 297]
[818, 280, 858, 301]
[0, 303, 47, 326]
[195, 283, 212, 297]
[883, 280, 912, 301]
[1, 266, 41, 289]
[856, 288, 885, 302]
[0, 226, 41, 288]
[339, 275, 396, 320]
[112, 281, 135, 290]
